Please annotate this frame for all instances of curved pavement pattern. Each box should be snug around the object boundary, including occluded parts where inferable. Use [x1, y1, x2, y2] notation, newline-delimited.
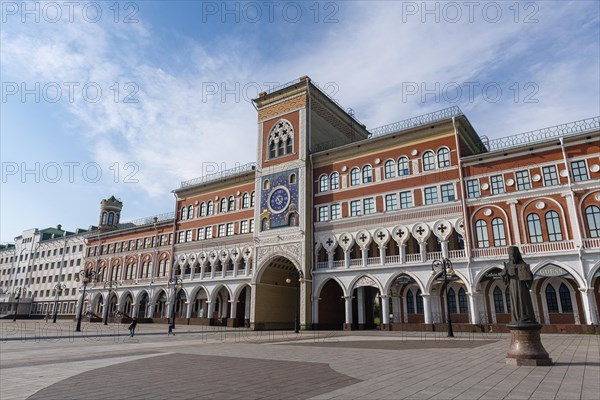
[28, 353, 361, 400]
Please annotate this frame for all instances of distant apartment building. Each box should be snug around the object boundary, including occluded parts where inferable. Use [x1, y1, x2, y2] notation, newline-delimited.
[0, 225, 91, 318]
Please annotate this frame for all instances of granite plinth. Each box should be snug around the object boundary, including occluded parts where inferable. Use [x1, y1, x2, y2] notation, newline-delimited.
[506, 323, 553, 366]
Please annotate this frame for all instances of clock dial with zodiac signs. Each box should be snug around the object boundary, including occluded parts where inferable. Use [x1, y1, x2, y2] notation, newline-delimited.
[268, 186, 290, 214]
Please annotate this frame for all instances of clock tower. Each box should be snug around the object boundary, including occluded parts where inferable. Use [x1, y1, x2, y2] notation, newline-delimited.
[250, 76, 369, 330]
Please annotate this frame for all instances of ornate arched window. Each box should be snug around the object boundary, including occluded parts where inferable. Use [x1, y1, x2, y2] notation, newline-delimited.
[545, 284, 559, 313]
[491, 218, 506, 247]
[493, 286, 504, 313]
[447, 288, 457, 314]
[559, 283, 573, 313]
[416, 289, 423, 314]
[384, 160, 395, 179]
[398, 156, 410, 176]
[200, 202, 207, 216]
[108, 212, 114, 225]
[188, 205, 194, 219]
[406, 289, 415, 314]
[527, 213, 543, 243]
[350, 168, 360, 186]
[207, 201, 214, 215]
[319, 175, 329, 192]
[268, 120, 294, 159]
[330, 172, 339, 190]
[362, 165, 373, 183]
[458, 287, 468, 313]
[545, 211, 563, 242]
[437, 147, 451, 168]
[250, 191, 256, 207]
[228, 196, 235, 211]
[242, 193, 249, 209]
[475, 220, 490, 248]
[423, 151, 436, 171]
[220, 198, 227, 213]
[101, 212, 107, 224]
[585, 205, 600, 238]
[181, 207, 188, 220]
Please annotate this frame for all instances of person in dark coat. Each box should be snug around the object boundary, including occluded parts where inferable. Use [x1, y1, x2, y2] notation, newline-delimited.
[128, 318, 138, 337]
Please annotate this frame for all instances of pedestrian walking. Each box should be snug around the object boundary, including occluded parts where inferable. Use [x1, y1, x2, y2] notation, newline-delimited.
[128, 317, 138, 337]
[167, 321, 175, 336]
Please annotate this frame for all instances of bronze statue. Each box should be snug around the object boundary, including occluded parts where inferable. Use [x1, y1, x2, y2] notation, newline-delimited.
[501, 246, 538, 326]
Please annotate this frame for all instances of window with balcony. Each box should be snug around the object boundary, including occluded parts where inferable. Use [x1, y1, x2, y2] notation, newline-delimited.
[526, 213, 543, 243]
[475, 220, 489, 248]
[545, 211, 563, 242]
[491, 218, 506, 246]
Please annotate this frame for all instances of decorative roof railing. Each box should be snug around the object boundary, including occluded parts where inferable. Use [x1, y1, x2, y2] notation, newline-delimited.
[368, 106, 463, 138]
[180, 162, 256, 188]
[484, 116, 600, 152]
[125, 212, 175, 227]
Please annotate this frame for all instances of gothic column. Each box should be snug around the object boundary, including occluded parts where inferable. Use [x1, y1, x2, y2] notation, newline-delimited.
[361, 248, 368, 267]
[562, 192, 583, 246]
[344, 250, 350, 268]
[233, 261, 239, 278]
[400, 244, 406, 264]
[210, 263, 215, 279]
[147, 302, 155, 319]
[440, 240, 449, 259]
[381, 295, 390, 328]
[422, 293, 432, 324]
[392, 295, 401, 323]
[419, 242, 427, 263]
[357, 287, 365, 328]
[230, 300, 238, 319]
[245, 289, 251, 320]
[131, 303, 139, 318]
[344, 296, 352, 329]
[468, 291, 480, 324]
[327, 251, 334, 269]
[186, 302, 193, 318]
[379, 245, 386, 265]
[200, 264, 206, 279]
[206, 301, 214, 319]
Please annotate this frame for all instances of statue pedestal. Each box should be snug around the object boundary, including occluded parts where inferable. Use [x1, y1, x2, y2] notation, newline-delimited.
[506, 324, 553, 366]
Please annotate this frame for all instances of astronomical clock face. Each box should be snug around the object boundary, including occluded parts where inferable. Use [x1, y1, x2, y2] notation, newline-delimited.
[268, 186, 290, 214]
[260, 168, 299, 230]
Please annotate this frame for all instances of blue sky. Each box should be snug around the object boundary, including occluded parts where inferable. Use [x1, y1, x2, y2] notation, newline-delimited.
[1, 1, 599, 242]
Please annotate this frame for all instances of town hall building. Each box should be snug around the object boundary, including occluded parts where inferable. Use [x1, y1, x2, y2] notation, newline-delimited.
[80, 76, 600, 332]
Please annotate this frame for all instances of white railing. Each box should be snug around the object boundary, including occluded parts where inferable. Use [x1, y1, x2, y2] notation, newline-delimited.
[332, 260, 345, 268]
[316, 261, 328, 270]
[406, 253, 421, 263]
[472, 247, 508, 259]
[349, 259, 363, 267]
[583, 238, 600, 249]
[385, 255, 401, 264]
[182, 274, 191, 280]
[448, 249, 466, 259]
[426, 251, 442, 261]
[521, 240, 574, 255]
[367, 257, 380, 265]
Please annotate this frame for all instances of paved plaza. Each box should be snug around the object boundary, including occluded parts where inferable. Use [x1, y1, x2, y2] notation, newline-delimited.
[1, 322, 598, 400]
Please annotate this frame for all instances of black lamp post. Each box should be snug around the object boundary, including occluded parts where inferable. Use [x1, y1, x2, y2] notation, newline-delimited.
[168, 277, 183, 328]
[75, 270, 96, 332]
[286, 270, 304, 333]
[103, 279, 121, 325]
[432, 258, 455, 338]
[12, 287, 23, 322]
[52, 283, 67, 323]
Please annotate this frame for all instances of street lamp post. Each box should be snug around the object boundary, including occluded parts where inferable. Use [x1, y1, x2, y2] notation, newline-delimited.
[75, 270, 96, 332]
[285, 270, 304, 333]
[103, 279, 121, 325]
[52, 283, 67, 323]
[432, 258, 455, 338]
[168, 277, 183, 328]
[12, 287, 23, 322]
